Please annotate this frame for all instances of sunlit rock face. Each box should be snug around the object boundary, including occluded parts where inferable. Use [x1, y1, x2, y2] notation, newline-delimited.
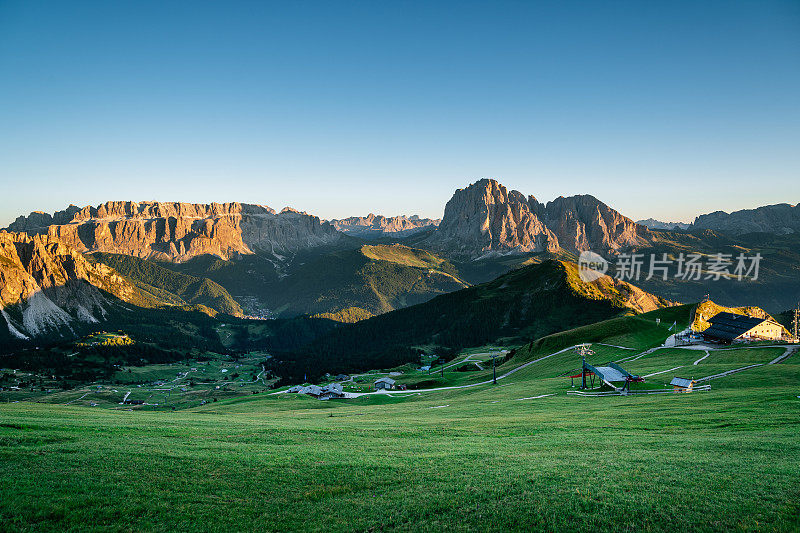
[0, 232, 138, 339]
[542, 194, 649, 253]
[423, 179, 649, 259]
[7, 201, 343, 262]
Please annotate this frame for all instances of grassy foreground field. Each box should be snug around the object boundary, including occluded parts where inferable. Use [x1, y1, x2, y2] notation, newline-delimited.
[1, 339, 799, 531]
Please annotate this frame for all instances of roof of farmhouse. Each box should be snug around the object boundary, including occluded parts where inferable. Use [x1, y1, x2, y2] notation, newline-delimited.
[703, 312, 770, 340]
[670, 377, 695, 388]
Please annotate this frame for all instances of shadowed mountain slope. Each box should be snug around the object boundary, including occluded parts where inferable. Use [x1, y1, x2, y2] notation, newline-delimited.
[86, 253, 243, 317]
[266, 259, 674, 381]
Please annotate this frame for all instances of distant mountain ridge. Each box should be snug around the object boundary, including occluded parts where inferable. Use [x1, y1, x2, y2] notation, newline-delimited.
[422, 179, 649, 258]
[7, 201, 341, 262]
[7, 183, 798, 320]
[692, 203, 800, 235]
[637, 218, 691, 231]
[330, 214, 439, 238]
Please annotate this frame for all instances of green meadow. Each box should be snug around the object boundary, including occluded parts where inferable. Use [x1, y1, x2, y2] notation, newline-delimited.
[1, 326, 798, 532]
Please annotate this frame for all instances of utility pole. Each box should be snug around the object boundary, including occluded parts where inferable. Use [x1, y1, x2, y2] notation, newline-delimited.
[582, 355, 586, 390]
[492, 355, 498, 384]
[793, 303, 799, 341]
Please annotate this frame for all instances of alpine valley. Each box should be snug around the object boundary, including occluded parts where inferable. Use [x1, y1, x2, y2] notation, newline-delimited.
[1, 178, 799, 382]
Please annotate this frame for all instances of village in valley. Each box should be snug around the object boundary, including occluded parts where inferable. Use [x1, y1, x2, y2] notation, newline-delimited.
[7, 297, 794, 409]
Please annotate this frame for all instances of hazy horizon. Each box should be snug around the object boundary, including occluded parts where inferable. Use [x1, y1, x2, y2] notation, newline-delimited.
[1, 1, 798, 227]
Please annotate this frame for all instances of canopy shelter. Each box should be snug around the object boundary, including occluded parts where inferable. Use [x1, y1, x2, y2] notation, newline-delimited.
[574, 359, 642, 392]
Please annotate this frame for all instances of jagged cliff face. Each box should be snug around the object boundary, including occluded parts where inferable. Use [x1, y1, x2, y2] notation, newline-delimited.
[330, 214, 440, 238]
[429, 180, 557, 257]
[542, 194, 648, 252]
[0, 232, 138, 339]
[7, 201, 342, 262]
[424, 179, 649, 258]
[692, 203, 800, 235]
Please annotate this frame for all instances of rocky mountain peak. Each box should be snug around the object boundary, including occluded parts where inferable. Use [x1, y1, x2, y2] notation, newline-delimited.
[6, 201, 341, 262]
[428, 179, 556, 257]
[424, 179, 648, 258]
[0, 231, 139, 340]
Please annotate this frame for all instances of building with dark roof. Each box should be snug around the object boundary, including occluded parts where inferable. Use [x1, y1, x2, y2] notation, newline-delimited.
[670, 377, 696, 392]
[374, 377, 396, 390]
[702, 312, 786, 344]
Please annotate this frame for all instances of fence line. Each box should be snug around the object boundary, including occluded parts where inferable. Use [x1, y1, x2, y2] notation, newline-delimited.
[567, 384, 711, 397]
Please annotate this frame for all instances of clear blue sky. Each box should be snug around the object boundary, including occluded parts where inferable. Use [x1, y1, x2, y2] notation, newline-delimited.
[0, 1, 798, 227]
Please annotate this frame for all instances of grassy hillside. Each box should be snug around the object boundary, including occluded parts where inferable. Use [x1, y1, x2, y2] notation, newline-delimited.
[1, 306, 797, 531]
[265, 260, 674, 382]
[511, 304, 694, 364]
[88, 253, 243, 316]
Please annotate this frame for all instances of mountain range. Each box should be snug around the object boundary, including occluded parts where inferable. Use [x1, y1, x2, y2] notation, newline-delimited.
[637, 204, 800, 234]
[423, 179, 649, 258]
[636, 218, 692, 231]
[692, 203, 800, 235]
[329, 214, 439, 238]
[0, 231, 246, 344]
[7, 201, 341, 262]
[6, 179, 650, 264]
[2, 178, 799, 345]
[0, 232, 139, 341]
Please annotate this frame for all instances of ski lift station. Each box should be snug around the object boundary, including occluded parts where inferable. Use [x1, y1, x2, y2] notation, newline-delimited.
[570, 359, 643, 393]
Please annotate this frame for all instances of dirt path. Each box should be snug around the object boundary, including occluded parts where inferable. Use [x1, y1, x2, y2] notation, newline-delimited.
[697, 364, 764, 382]
[441, 351, 507, 371]
[693, 351, 711, 365]
[64, 391, 91, 405]
[515, 394, 555, 401]
[642, 366, 683, 378]
[769, 347, 797, 365]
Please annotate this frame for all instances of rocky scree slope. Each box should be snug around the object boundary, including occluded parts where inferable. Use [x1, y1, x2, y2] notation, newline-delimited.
[0, 232, 144, 340]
